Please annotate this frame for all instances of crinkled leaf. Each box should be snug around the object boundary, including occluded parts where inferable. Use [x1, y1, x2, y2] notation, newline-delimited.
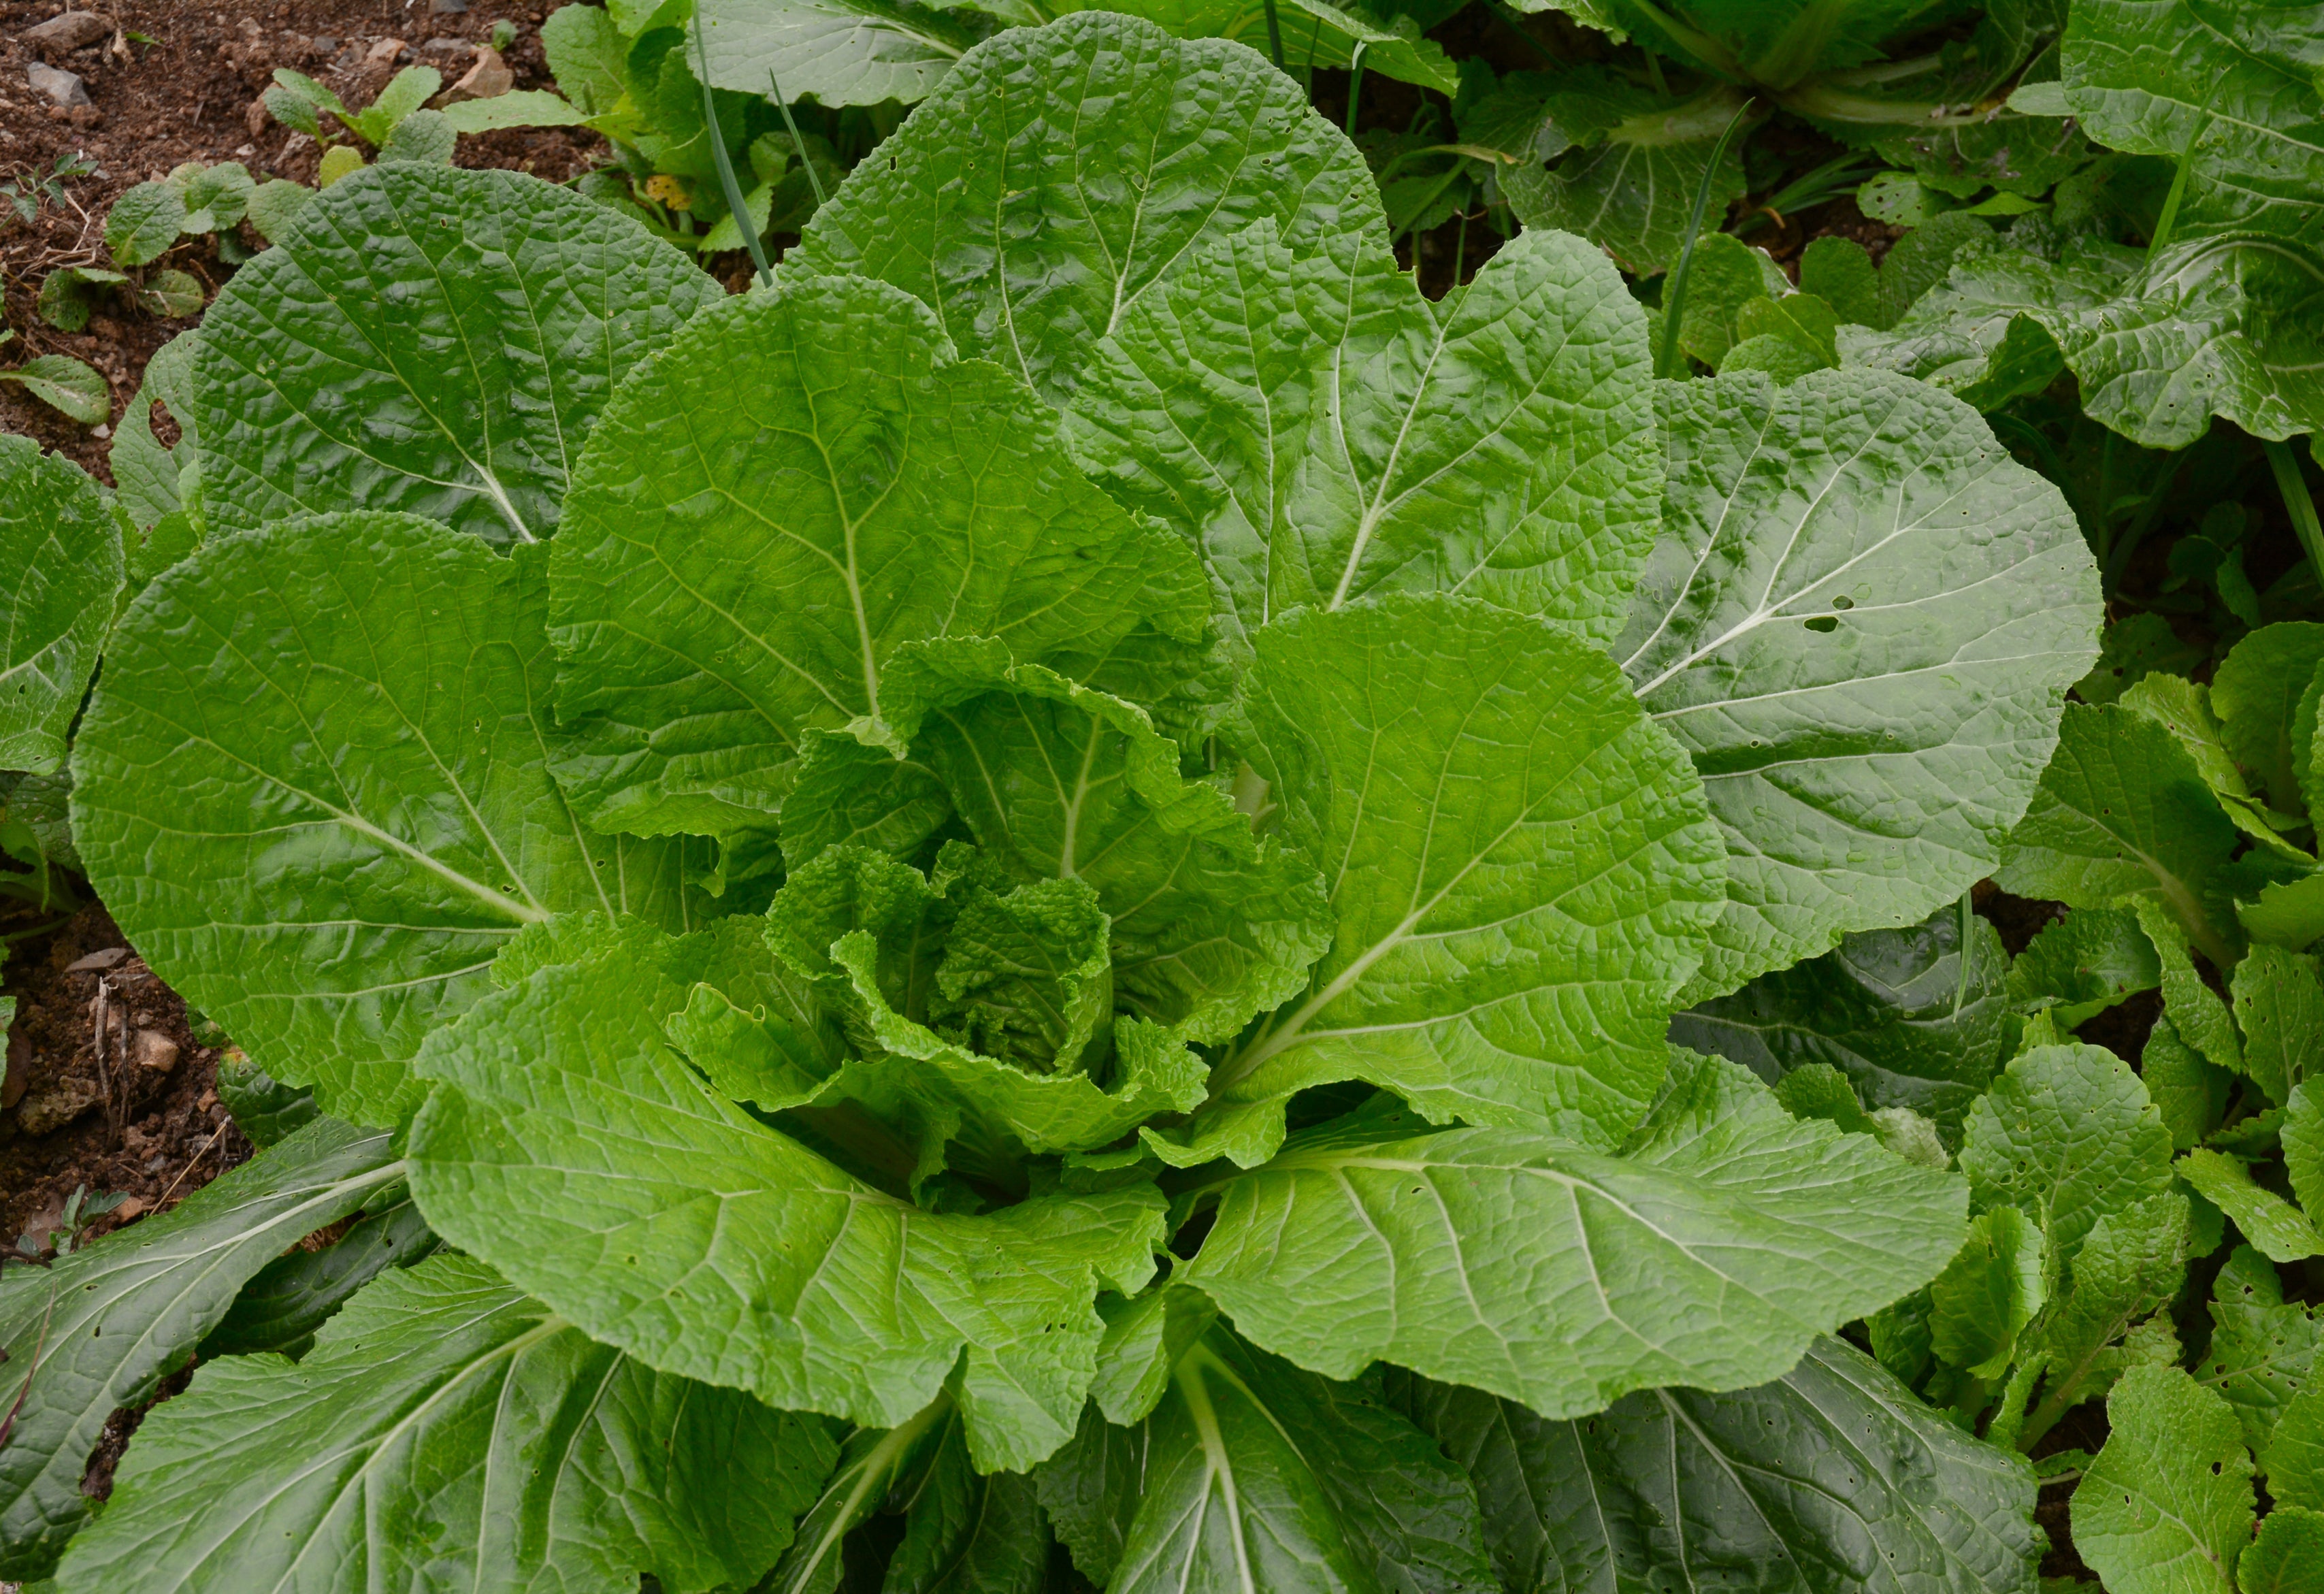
[1392, 1334, 2042, 1594]
[2144, 1015, 2233, 1150]
[0, 1119, 402, 1581]
[791, 13, 1382, 410]
[2289, 1077, 2324, 1217]
[0, 436, 121, 776]
[103, 180, 184, 267]
[1181, 1050, 1967, 1418]
[546, 272, 1204, 854]
[1671, 897, 2011, 1142]
[108, 329, 197, 535]
[2242, 1506, 2324, 1594]
[694, 0, 977, 108]
[1959, 1042, 2175, 1264]
[2198, 1246, 2321, 1458]
[406, 922, 1167, 1471]
[2072, 1365, 2254, 1594]
[1065, 221, 1663, 653]
[1931, 1205, 2048, 1379]
[2008, 906, 2162, 1028]
[2026, 1191, 2193, 1427]
[2233, 943, 2324, 1108]
[193, 162, 719, 543]
[2272, 1384, 2324, 1510]
[1618, 368, 2101, 1001]
[70, 515, 716, 1127]
[2216, 623, 2324, 819]
[52, 1254, 838, 1594]
[1186, 595, 1726, 1165]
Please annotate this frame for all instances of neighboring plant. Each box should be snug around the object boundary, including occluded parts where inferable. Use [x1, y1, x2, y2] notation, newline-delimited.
[0, 150, 98, 229]
[0, 332, 108, 425]
[0, 14, 2118, 1588]
[263, 63, 457, 165]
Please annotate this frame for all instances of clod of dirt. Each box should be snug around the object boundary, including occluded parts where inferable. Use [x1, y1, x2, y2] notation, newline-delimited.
[25, 60, 89, 107]
[446, 44, 510, 102]
[132, 1029, 178, 1074]
[20, 10, 110, 54]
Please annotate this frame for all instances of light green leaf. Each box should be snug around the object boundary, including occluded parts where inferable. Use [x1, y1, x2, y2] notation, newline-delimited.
[546, 272, 1205, 854]
[194, 162, 719, 544]
[2272, 1386, 2324, 1510]
[2241, 1506, 2324, 1594]
[1181, 1051, 1967, 1418]
[103, 180, 184, 267]
[406, 923, 1168, 1471]
[1188, 596, 1725, 1165]
[1618, 368, 2101, 1000]
[0, 436, 121, 775]
[1393, 1335, 2043, 1594]
[1065, 221, 1663, 654]
[693, 0, 978, 110]
[52, 1254, 837, 1594]
[2178, 1150, 2324, 1263]
[2025, 1192, 2193, 1430]
[0, 355, 112, 426]
[1675, 233, 1793, 368]
[2198, 1246, 2320, 1459]
[1044, 1326, 1494, 1593]
[106, 331, 197, 534]
[2073, 1365, 2254, 1594]
[2122, 671, 2302, 863]
[0, 1119, 402, 1581]
[438, 88, 589, 133]
[241, 176, 311, 243]
[1996, 703, 2241, 969]
[792, 13, 1381, 410]
[2216, 623, 2324, 819]
[540, 1, 629, 113]
[1959, 1042, 2175, 1263]
[2233, 945, 2324, 1108]
[2288, 1077, 2324, 1218]
[1733, 291, 1842, 366]
[1078, 0, 1460, 95]
[2135, 897, 2245, 1077]
[1801, 235, 1884, 328]
[1672, 898, 2012, 1141]
[2146, 1015, 2233, 1150]
[1932, 1205, 2049, 1378]
[2009, 907, 2162, 1028]
[70, 515, 716, 1127]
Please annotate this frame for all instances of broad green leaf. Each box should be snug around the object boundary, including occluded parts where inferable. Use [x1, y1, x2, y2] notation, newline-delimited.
[2008, 907, 2162, 1028]
[194, 162, 719, 544]
[695, 0, 980, 108]
[1959, 1043, 2174, 1263]
[546, 272, 1205, 853]
[406, 922, 1168, 1471]
[1499, 76, 1752, 277]
[540, 1, 629, 114]
[791, 13, 1381, 410]
[1041, 1326, 1494, 1593]
[877, 1401, 1052, 1594]
[108, 329, 197, 536]
[2272, 1386, 2324, 1508]
[1674, 233, 1794, 369]
[2072, 1365, 2254, 1594]
[52, 1254, 838, 1594]
[2178, 1150, 2324, 1263]
[103, 180, 184, 267]
[1181, 1050, 1967, 1418]
[0, 354, 111, 426]
[2242, 1507, 2324, 1594]
[2233, 944, 2324, 1107]
[2024, 1192, 2193, 1429]
[436, 88, 591, 133]
[1083, 1284, 1217, 1429]
[197, 1195, 436, 1357]
[910, 665, 1330, 1047]
[1801, 235, 1885, 328]
[1392, 1335, 2043, 1594]
[1931, 1205, 2048, 1378]
[70, 515, 715, 1127]
[1671, 897, 2011, 1141]
[2288, 1077, 2324, 1217]
[1188, 596, 1726, 1165]
[2122, 672, 2302, 864]
[1618, 368, 2101, 1000]
[2216, 624, 2324, 819]
[214, 1054, 318, 1147]
[2145, 1015, 2233, 1150]
[1066, 221, 1663, 653]
[2064, 0, 2324, 248]
[2198, 1246, 2321, 1458]
[0, 1119, 402, 1580]
[1078, 0, 1461, 95]
[764, 1406, 952, 1594]
[0, 437, 121, 776]
[1996, 703, 2241, 969]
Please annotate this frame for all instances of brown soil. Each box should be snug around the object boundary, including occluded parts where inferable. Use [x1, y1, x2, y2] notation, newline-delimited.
[1, 900, 250, 1253]
[1, 0, 606, 478]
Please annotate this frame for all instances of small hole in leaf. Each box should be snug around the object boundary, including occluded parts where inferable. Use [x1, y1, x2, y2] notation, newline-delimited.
[1805, 616, 1838, 633]
[1831, 595, 1853, 610]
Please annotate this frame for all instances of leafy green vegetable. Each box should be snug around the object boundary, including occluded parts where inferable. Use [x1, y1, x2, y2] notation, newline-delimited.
[1960, 1042, 2175, 1263]
[0, 437, 120, 775]
[2073, 1365, 2255, 1594]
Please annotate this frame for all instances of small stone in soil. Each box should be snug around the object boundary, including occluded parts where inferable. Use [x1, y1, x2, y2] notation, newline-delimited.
[21, 9, 110, 52]
[27, 61, 91, 108]
[65, 947, 129, 973]
[432, 0, 470, 12]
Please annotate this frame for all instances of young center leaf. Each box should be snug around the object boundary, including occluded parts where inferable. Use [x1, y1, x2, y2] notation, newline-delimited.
[1184, 594, 1728, 1165]
[1391, 1335, 2043, 1594]
[193, 162, 720, 544]
[50, 1254, 838, 1594]
[1959, 1043, 2176, 1263]
[1616, 368, 2102, 1000]
[0, 1120, 403, 1582]
[70, 515, 717, 1126]
[789, 12, 1381, 409]
[1178, 1052, 1967, 1419]
[544, 272, 1206, 862]
[0, 437, 122, 775]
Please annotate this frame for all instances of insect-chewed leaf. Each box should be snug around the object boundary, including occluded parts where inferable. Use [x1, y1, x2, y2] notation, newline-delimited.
[2072, 1365, 2255, 1594]
[50, 1254, 838, 1594]
[406, 917, 1168, 1473]
[0, 1119, 402, 1582]
[1180, 1050, 1967, 1418]
[70, 513, 718, 1126]
[1618, 368, 2101, 1001]
[0, 436, 121, 776]
[1181, 594, 1726, 1165]
[1067, 221, 1663, 651]
[193, 162, 719, 544]
[1392, 1335, 2042, 1594]
[791, 12, 1381, 409]
[545, 272, 1205, 856]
